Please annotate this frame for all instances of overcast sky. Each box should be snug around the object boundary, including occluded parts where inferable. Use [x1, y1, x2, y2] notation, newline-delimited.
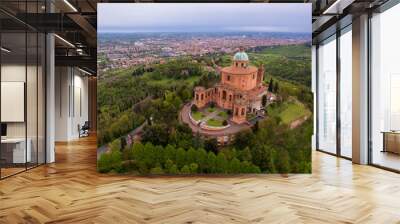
[98, 3, 311, 33]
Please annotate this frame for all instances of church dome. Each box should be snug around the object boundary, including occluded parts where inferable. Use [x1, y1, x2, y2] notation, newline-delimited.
[233, 51, 249, 61]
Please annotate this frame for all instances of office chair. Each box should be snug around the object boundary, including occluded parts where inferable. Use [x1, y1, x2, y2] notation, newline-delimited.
[79, 121, 90, 138]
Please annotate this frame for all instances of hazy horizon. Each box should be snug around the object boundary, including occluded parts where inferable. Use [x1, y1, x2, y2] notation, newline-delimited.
[98, 31, 311, 35]
[98, 3, 311, 34]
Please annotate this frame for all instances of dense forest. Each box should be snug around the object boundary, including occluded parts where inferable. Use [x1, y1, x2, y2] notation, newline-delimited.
[97, 59, 211, 145]
[98, 89, 312, 174]
[97, 44, 313, 174]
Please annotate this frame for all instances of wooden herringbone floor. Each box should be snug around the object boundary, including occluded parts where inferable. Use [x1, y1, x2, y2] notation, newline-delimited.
[1, 135, 400, 224]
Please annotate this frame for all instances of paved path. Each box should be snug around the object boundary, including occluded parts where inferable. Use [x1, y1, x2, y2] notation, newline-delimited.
[289, 115, 309, 129]
[97, 122, 146, 159]
[200, 110, 220, 124]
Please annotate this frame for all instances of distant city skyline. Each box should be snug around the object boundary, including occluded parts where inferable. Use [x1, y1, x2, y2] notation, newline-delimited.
[98, 3, 311, 34]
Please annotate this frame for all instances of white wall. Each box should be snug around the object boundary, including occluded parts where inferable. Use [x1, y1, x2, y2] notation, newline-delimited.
[1, 63, 46, 164]
[72, 72, 89, 138]
[0, 65, 39, 138]
[55, 66, 70, 141]
[55, 67, 89, 141]
[1, 65, 26, 139]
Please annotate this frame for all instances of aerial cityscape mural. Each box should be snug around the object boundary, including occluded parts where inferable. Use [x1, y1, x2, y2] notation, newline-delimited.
[97, 3, 313, 174]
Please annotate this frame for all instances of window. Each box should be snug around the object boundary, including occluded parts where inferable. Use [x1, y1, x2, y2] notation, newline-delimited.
[241, 108, 245, 115]
[222, 91, 227, 100]
[196, 94, 199, 100]
[340, 26, 352, 158]
[314, 24, 354, 159]
[317, 35, 337, 154]
[201, 94, 203, 100]
[227, 75, 230, 81]
[0, 4, 46, 179]
[370, 4, 400, 171]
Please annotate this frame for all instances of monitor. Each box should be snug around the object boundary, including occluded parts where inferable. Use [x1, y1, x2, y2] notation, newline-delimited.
[1, 123, 7, 137]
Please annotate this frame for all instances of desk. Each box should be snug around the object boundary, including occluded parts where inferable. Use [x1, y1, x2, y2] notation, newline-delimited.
[382, 131, 400, 154]
[1, 138, 31, 164]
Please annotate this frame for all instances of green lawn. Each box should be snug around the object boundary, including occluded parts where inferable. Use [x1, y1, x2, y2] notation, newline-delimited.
[192, 111, 205, 121]
[268, 99, 311, 125]
[207, 107, 216, 113]
[206, 118, 224, 127]
[217, 111, 228, 119]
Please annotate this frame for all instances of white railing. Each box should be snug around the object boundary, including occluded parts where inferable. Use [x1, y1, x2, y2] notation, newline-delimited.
[200, 122, 230, 131]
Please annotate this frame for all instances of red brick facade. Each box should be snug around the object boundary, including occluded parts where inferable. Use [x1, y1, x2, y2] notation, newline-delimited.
[194, 51, 267, 124]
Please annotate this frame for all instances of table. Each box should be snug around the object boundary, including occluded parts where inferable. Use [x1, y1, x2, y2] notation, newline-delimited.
[1, 138, 31, 164]
[382, 131, 400, 154]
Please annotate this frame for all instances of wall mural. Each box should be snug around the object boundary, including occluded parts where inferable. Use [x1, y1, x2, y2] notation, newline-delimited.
[97, 3, 313, 174]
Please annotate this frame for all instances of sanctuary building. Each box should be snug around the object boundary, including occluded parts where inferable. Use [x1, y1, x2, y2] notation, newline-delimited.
[194, 49, 268, 124]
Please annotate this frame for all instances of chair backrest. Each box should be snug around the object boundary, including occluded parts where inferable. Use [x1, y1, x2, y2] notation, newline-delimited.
[82, 121, 90, 129]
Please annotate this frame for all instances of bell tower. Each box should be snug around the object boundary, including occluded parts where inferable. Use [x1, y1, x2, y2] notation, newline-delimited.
[231, 98, 247, 124]
[257, 64, 264, 86]
[194, 86, 207, 108]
